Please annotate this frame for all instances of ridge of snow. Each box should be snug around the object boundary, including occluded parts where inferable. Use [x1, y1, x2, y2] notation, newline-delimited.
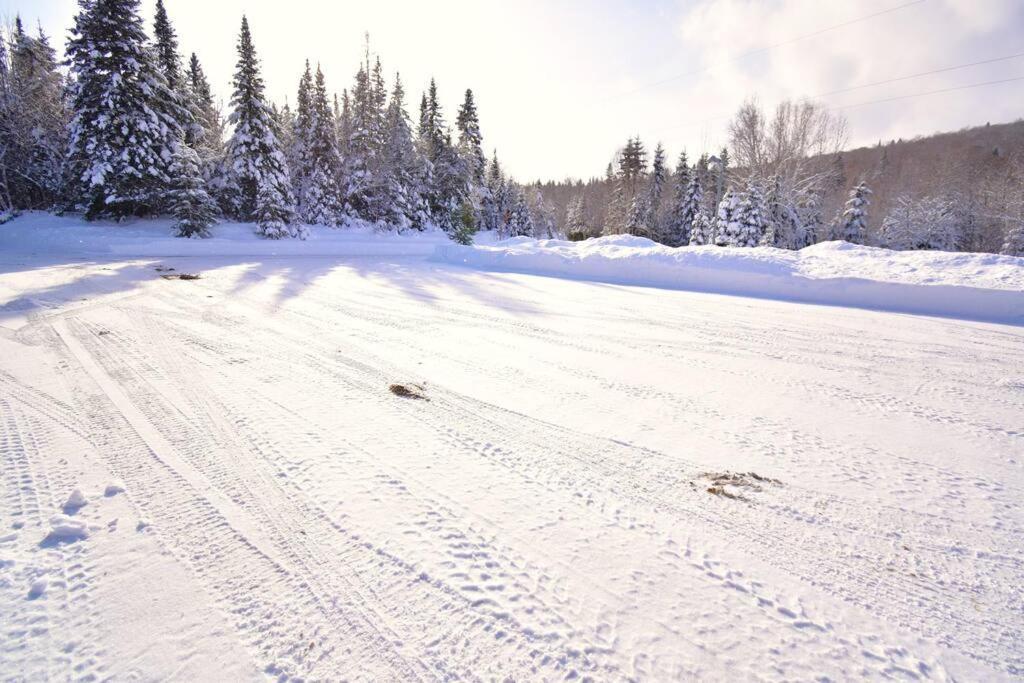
[435, 236, 1024, 325]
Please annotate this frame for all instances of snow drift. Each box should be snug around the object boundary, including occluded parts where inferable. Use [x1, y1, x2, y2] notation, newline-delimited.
[436, 235, 1024, 325]
[0, 212, 454, 258]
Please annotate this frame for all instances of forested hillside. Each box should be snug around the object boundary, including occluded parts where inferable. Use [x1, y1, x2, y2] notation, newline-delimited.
[534, 116, 1024, 254]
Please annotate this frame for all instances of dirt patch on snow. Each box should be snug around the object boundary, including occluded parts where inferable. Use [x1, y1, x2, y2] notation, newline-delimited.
[161, 272, 201, 281]
[699, 471, 782, 501]
[389, 383, 429, 401]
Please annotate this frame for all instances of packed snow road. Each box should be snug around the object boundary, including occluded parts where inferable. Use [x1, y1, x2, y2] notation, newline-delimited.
[1, 248, 1022, 680]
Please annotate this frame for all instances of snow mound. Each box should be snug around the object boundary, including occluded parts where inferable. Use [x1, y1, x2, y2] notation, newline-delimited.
[27, 577, 47, 600]
[435, 237, 1024, 325]
[43, 515, 91, 545]
[63, 488, 88, 512]
[104, 481, 126, 497]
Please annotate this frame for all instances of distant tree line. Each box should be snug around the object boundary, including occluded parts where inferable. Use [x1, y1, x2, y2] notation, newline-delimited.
[537, 100, 1024, 256]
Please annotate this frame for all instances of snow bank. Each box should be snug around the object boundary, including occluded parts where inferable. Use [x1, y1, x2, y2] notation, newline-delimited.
[0, 212, 455, 258]
[435, 236, 1024, 325]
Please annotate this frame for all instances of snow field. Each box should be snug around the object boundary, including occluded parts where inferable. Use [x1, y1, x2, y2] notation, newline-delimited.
[0, 216, 1022, 679]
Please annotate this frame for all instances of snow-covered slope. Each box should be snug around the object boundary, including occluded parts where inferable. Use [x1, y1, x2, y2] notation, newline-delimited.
[1, 217, 1023, 679]
[437, 235, 1024, 325]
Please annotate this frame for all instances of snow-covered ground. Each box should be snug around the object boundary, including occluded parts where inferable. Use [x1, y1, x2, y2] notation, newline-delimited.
[1, 215, 1023, 680]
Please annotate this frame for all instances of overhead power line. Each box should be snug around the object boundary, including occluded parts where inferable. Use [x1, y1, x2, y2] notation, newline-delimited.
[812, 52, 1024, 98]
[601, 0, 929, 103]
[653, 72, 1024, 136]
[833, 75, 1024, 110]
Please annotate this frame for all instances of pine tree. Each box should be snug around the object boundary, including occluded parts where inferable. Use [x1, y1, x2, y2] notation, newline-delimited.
[483, 151, 507, 233]
[223, 16, 299, 238]
[1002, 221, 1024, 257]
[2, 20, 66, 209]
[66, 0, 180, 218]
[565, 193, 588, 240]
[418, 79, 465, 231]
[604, 162, 626, 235]
[456, 89, 486, 186]
[735, 182, 767, 247]
[186, 53, 225, 177]
[832, 181, 871, 244]
[290, 62, 342, 226]
[345, 62, 381, 221]
[152, 0, 181, 92]
[505, 182, 534, 237]
[795, 188, 824, 248]
[714, 188, 743, 246]
[689, 210, 715, 246]
[638, 143, 667, 239]
[382, 72, 429, 230]
[664, 151, 694, 246]
[167, 138, 218, 238]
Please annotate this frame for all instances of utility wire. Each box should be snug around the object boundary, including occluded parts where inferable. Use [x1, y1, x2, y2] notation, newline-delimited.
[654, 61, 1024, 135]
[600, 0, 929, 103]
[813, 52, 1024, 98]
[833, 75, 1024, 110]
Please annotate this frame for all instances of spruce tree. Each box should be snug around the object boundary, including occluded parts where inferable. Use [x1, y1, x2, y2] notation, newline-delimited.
[665, 152, 693, 246]
[66, 0, 180, 218]
[345, 63, 381, 220]
[382, 73, 429, 230]
[483, 151, 507, 233]
[644, 143, 667, 239]
[735, 182, 767, 247]
[298, 65, 343, 226]
[714, 188, 743, 246]
[152, 0, 181, 92]
[223, 16, 299, 238]
[186, 53, 225, 177]
[167, 138, 218, 238]
[832, 181, 871, 244]
[3, 20, 66, 209]
[565, 194, 588, 240]
[456, 89, 486, 186]
[689, 210, 715, 246]
[1002, 222, 1024, 257]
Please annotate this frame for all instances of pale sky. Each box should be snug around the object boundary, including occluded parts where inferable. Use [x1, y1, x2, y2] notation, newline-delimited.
[5, 0, 1024, 181]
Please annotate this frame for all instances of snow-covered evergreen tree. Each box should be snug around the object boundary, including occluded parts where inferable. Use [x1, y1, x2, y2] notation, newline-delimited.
[152, 0, 181, 92]
[795, 188, 825, 248]
[345, 59, 386, 222]
[456, 89, 486, 187]
[66, 0, 181, 218]
[565, 193, 588, 240]
[734, 182, 767, 247]
[223, 16, 299, 238]
[689, 210, 715, 246]
[418, 79, 465, 232]
[1, 19, 67, 209]
[504, 182, 533, 237]
[831, 181, 871, 244]
[1002, 221, 1024, 256]
[167, 138, 218, 238]
[714, 188, 744, 246]
[293, 64, 342, 226]
[186, 53, 225, 178]
[382, 73, 429, 230]
[644, 143, 667, 239]
[482, 151, 507, 233]
[665, 151, 697, 246]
